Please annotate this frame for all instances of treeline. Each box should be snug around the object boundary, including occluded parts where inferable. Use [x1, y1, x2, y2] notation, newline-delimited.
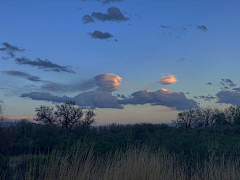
[174, 105, 240, 129]
[1, 102, 240, 178]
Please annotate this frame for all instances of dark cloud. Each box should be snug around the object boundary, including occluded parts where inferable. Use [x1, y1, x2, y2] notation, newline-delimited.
[160, 25, 170, 29]
[15, 57, 75, 73]
[116, 93, 127, 99]
[91, 7, 129, 22]
[220, 79, 237, 88]
[95, 73, 122, 92]
[89, 30, 114, 39]
[206, 82, 212, 85]
[177, 57, 185, 62]
[233, 87, 240, 92]
[196, 25, 207, 31]
[102, 0, 122, 4]
[216, 89, 240, 106]
[73, 91, 123, 109]
[21, 92, 70, 103]
[41, 78, 96, 93]
[0, 42, 25, 58]
[21, 91, 123, 109]
[82, 15, 94, 24]
[119, 88, 199, 110]
[194, 94, 217, 101]
[2, 70, 42, 82]
[1, 57, 9, 60]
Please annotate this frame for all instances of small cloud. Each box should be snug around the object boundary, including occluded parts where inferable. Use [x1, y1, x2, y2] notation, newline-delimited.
[89, 30, 114, 39]
[82, 15, 94, 24]
[220, 78, 237, 88]
[95, 73, 122, 92]
[15, 57, 75, 73]
[160, 25, 170, 29]
[177, 57, 185, 62]
[102, 0, 123, 4]
[1, 57, 9, 60]
[2, 70, 42, 82]
[196, 25, 207, 31]
[194, 94, 217, 101]
[116, 93, 127, 99]
[216, 89, 240, 106]
[206, 82, 212, 85]
[233, 87, 240, 92]
[159, 74, 177, 85]
[91, 7, 129, 22]
[0, 42, 25, 58]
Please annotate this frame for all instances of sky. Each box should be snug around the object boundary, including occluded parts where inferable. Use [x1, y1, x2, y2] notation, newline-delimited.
[1, 0, 240, 125]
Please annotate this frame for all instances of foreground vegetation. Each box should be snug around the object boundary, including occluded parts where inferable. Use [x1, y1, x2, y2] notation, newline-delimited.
[2, 143, 240, 180]
[1, 102, 240, 179]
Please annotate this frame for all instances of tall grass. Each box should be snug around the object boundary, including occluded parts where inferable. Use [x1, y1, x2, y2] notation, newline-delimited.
[8, 143, 240, 180]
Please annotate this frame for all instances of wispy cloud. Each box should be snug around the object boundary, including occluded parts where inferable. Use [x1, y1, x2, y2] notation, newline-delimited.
[160, 25, 170, 29]
[194, 94, 217, 101]
[219, 78, 237, 89]
[159, 24, 207, 38]
[2, 70, 42, 82]
[89, 30, 114, 39]
[1, 57, 9, 60]
[159, 74, 177, 85]
[41, 78, 96, 93]
[102, 0, 123, 4]
[15, 57, 75, 73]
[196, 25, 207, 31]
[91, 7, 129, 22]
[0, 42, 25, 58]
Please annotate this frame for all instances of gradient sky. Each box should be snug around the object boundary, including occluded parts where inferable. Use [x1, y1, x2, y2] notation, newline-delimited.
[1, 0, 240, 125]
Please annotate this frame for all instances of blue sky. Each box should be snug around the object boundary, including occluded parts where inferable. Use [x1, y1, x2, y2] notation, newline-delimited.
[1, 0, 240, 125]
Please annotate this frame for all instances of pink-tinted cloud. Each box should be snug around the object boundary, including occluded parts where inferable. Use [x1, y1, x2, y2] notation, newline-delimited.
[119, 88, 199, 110]
[95, 73, 122, 92]
[159, 74, 177, 84]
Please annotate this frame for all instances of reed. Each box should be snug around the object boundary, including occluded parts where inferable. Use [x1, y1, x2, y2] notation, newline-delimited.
[9, 143, 240, 180]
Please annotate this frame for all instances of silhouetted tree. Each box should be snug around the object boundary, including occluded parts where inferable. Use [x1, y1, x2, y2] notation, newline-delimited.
[36, 100, 96, 130]
[0, 101, 4, 124]
[196, 108, 225, 127]
[36, 106, 55, 125]
[173, 109, 200, 130]
[224, 105, 240, 126]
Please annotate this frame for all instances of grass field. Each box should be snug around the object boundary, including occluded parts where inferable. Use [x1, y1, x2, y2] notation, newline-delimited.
[2, 143, 240, 180]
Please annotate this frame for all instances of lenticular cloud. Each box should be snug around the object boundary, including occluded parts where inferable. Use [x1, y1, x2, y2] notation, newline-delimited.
[159, 74, 177, 84]
[95, 73, 122, 92]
